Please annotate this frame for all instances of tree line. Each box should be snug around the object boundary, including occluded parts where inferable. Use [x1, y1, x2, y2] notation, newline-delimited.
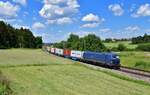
[104, 38, 131, 43]
[0, 21, 42, 49]
[53, 33, 150, 52]
[132, 34, 150, 44]
[54, 34, 106, 52]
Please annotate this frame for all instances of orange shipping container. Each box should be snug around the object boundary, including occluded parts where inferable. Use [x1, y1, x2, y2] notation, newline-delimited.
[63, 49, 71, 57]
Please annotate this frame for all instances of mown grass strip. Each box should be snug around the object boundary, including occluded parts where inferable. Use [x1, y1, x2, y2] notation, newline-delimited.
[0, 63, 72, 68]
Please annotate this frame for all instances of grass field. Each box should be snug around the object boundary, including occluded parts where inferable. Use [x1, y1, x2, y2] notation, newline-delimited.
[118, 51, 150, 70]
[0, 49, 150, 95]
[0, 49, 74, 66]
[104, 41, 137, 49]
[104, 41, 150, 71]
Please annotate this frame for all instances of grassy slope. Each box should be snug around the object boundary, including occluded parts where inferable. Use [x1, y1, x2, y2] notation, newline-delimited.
[0, 49, 150, 95]
[0, 49, 74, 66]
[104, 41, 137, 49]
[2, 65, 150, 95]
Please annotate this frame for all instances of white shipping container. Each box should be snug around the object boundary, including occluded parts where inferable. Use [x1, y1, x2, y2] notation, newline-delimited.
[55, 48, 63, 55]
[50, 48, 55, 53]
[47, 47, 51, 52]
[71, 50, 83, 59]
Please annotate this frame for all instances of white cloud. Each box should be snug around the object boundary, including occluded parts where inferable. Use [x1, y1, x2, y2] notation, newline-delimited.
[32, 22, 45, 30]
[43, 0, 80, 8]
[57, 17, 73, 24]
[47, 20, 56, 24]
[108, 4, 124, 16]
[81, 23, 99, 28]
[125, 26, 140, 32]
[132, 4, 150, 17]
[47, 17, 73, 24]
[81, 13, 104, 28]
[0, 18, 16, 22]
[39, 0, 79, 25]
[99, 28, 111, 32]
[0, 1, 19, 19]
[82, 13, 100, 22]
[12, 0, 27, 6]
[13, 24, 30, 29]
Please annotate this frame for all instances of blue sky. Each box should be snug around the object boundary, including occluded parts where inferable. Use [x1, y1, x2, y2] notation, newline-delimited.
[0, 0, 150, 43]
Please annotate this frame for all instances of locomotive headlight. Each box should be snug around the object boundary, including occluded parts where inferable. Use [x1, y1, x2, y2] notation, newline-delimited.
[116, 56, 119, 58]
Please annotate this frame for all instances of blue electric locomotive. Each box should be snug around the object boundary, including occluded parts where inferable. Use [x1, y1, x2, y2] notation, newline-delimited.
[83, 51, 120, 69]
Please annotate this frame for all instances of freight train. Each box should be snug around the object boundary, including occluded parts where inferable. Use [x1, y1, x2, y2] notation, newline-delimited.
[46, 47, 120, 69]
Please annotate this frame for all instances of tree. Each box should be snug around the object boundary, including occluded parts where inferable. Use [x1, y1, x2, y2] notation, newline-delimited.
[105, 38, 113, 43]
[132, 33, 150, 44]
[0, 21, 8, 48]
[67, 34, 80, 50]
[117, 43, 126, 51]
[82, 34, 106, 52]
[35, 36, 43, 48]
[0, 21, 42, 49]
[53, 34, 106, 52]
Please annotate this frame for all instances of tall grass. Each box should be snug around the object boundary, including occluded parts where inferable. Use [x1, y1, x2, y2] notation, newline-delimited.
[0, 71, 12, 95]
[119, 51, 150, 71]
[134, 61, 150, 69]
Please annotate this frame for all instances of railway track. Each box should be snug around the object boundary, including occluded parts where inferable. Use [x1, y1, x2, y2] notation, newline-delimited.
[45, 50, 150, 82]
[80, 61, 150, 83]
[119, 66, 150, 78]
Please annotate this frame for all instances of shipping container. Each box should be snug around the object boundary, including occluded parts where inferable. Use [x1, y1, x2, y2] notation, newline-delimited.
[55, 48, 63, 55]
[46, 47, 51, 52]
[70, 50, 83, 59]
[50, 48, 55, 53]
[63, 49, 71, 57]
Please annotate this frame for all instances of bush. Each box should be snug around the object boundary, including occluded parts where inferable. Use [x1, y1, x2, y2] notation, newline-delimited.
[117, 43, 126, 51]
[134, 61, 150, 69]
[109, 47, 117, 51]
[136, 43, 150, 51]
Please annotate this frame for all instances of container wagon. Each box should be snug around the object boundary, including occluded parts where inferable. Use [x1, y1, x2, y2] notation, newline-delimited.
[70, 50, 84, 60]
[46, 47, 51, 52]
[55, 48, 63, 56]
[63, 49, 71, 58]
[50, 48, 55, 54]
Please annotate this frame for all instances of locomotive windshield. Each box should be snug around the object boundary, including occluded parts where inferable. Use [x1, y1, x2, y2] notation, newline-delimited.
[112, 55, 119, 59]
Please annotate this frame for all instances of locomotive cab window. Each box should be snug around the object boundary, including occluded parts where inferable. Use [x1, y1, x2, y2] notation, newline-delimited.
[112, 55, 119, 59]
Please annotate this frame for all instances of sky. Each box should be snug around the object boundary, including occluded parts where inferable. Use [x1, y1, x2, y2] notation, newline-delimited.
[0, 0, 150, 43]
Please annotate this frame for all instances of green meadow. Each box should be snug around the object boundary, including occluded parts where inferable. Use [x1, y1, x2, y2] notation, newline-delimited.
[104, 41, 137, 49]
[104, 41, 150, 70]
[119, 51, 150, 70]
[0, 49, 149, 95]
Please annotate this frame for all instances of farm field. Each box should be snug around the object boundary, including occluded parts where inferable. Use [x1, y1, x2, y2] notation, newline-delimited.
[104, 41, 137, 49]
[0, 49, 150, 95]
